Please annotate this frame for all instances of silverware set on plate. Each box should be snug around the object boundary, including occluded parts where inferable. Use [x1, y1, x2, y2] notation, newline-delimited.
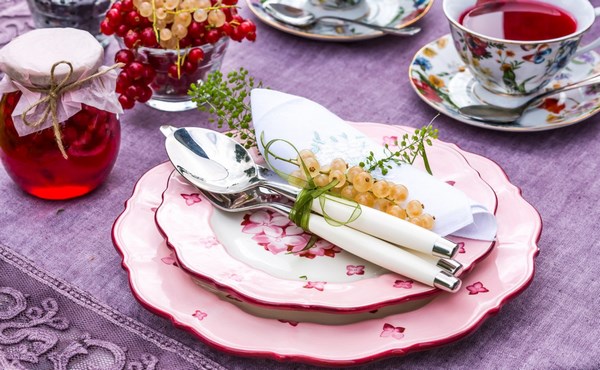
[161, 125, 465, 292]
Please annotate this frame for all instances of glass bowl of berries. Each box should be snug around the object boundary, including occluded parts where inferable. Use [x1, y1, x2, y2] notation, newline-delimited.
[100, 0, 256, 112]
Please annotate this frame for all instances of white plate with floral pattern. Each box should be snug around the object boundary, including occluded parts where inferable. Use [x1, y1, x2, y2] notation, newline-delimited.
[246, 0, 432, 41]
[409, 34, 600, 132]
[112, 122, 541, 365]
[154, 124, 497, 313]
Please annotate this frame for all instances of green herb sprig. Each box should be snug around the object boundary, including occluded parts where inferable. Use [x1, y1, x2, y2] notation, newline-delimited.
[188, 67, 263, 149]
[189, 68, 438, 173]
[360, 122, 439, 175]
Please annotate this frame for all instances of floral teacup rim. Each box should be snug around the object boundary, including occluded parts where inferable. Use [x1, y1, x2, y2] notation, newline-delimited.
[443, 0, 600, 47]
[443, 0, 600, 95]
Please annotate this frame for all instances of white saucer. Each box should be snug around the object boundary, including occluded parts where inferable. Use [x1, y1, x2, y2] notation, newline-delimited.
[246, 0, 433, 41]
[409, 34, 600, 132]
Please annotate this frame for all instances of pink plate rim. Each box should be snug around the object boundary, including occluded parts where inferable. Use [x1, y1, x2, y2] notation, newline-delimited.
[111, 122, 542, 366]
[154, 125, 498, 313]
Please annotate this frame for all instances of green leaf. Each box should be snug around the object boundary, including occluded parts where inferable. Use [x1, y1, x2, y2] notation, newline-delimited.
[187, 67, 262, 148]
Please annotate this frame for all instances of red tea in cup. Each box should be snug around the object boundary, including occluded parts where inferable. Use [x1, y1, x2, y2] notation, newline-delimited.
[459, 0, 577, 41]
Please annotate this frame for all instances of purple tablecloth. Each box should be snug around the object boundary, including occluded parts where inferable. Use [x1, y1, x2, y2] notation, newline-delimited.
[1, 0, 599, 368]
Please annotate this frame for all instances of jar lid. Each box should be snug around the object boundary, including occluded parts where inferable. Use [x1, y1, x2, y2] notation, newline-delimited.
[0, 28, 103, 88]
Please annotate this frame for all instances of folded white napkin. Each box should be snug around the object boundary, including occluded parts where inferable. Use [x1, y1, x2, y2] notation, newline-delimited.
[251, 89, 497, 241]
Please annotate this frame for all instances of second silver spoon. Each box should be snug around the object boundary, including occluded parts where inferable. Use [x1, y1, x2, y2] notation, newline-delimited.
[264, 2, 421, 36]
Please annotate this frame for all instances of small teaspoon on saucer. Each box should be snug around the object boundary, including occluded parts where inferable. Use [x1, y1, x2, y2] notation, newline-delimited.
[458, 74, 600, 123]
[264, 2, 421, 36]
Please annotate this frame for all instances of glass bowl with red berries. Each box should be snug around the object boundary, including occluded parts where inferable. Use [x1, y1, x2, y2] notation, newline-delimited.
[100, 0, 256, 112]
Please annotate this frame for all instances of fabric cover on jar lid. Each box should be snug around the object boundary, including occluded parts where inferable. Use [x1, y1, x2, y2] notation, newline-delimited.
[0, 28, 103, 87]
[0, 28, 122, 136]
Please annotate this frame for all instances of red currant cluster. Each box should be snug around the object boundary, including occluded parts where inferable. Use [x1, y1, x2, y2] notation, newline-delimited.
[100, 0, 256, 109]
[113, 49, 154, 109]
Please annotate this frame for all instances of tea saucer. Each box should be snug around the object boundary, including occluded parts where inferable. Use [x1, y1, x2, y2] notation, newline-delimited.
[246, 0, 433, 41]
[409, 34, 600, 132]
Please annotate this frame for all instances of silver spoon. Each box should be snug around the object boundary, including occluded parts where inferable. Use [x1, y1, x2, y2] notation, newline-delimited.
[159, 125, 299, 200]
[160, 125, 458, 258]
[197, 186, 461, 292]
[458, 75, 600, 123]
[197, 186, 291, 216]
[264, 2, 421, 36]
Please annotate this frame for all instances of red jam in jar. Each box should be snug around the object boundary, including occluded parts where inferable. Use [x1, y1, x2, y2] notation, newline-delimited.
[0, 91, 120, 200]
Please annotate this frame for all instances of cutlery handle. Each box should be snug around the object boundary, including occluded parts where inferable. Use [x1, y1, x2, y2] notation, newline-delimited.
[312, 196, 459, 258]
[261, 181, 300, 202]
[306, 215, 461, 292]
[417, 252, 463, 276]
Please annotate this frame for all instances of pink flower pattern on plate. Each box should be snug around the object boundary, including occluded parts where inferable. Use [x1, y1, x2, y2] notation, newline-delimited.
[393, 279, 414, 289]
[192, 310, 207, 321]
[199, 236, 219, 248]
[446, 180, 456, 186]
[466, 282, 489, 295]
[241, 210, 289, 236]
[252, 233, 307, 255]
[346, 265, 365, 276]
[161, 253, 177, 266]
[181, 193, 202, 206]
[241, 210, 341, 259]
[304, 281, 326, 291]
[380, 323, 405, 340]
[294, 239, 341, 259]
[458, 242, 466, 254]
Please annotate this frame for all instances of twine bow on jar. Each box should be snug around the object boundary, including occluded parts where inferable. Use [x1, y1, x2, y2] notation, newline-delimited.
[20, 61, 123, 159]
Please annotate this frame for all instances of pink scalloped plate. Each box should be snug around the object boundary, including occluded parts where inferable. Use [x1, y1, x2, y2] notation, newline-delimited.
[154, 128, 498, 313]
[112, 123, 541, 366]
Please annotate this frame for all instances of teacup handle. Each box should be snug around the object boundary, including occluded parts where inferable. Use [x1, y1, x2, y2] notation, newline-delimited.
[576, 7, 600, 55]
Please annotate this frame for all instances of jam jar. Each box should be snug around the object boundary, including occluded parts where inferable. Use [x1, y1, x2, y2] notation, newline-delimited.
[0, 28, 123, 200]
[0, 92, 120, 199]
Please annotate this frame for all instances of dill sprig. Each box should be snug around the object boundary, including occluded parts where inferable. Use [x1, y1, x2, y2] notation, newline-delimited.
[359, 123, 439, 175]
[189, 68, 438, 173]
[188, 67, 262, 149]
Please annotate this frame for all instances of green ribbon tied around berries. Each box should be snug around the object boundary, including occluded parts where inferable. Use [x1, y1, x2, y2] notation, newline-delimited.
[21, 61, 124, 159]
[261, 134, 362, 252]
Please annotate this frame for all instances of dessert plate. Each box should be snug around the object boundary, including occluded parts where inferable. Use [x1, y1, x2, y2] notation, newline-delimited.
[409, 34, 600, 132]
[246, 0, 432, 41]
[155, 130, 497, 313]
[112, 123, 541, 366]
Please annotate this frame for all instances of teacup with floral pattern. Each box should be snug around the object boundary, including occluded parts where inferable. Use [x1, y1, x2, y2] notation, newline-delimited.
[443, 0, 600, 95]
